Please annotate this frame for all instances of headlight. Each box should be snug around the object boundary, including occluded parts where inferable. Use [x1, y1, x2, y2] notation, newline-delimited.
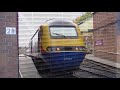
[56, 48, 60, 51]
[75, 47, 79, 51]
[47, 47, 61, 52]
[47, 46, 86, 52]
[74, 46, 86, 51]
[82, 47, 86, 51]
[47, 47, 52, 51]
[80, 47, 86, 51]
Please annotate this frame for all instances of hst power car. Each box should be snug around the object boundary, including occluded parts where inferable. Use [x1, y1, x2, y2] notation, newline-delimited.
[29, 19, 86, 73]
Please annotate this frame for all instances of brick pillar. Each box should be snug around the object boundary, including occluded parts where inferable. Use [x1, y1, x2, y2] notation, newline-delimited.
[93, 12, 117, 62]
[0, 12, 18, 78]
[116, 12, 120, 62]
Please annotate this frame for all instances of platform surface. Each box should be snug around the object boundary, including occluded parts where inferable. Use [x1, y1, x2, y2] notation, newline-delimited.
[85, 54, 120, 69]
[19, 54, 41, 78]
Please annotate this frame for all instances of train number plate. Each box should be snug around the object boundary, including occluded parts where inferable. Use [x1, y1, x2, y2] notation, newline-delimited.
[64, 58, 72, 60]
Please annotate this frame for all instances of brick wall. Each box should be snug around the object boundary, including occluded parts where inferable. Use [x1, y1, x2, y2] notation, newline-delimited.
[0, 12, 18, 78]
[93, 12, 117, 62]
[117, 36, 120, 62]
[116, 12, 120, 62]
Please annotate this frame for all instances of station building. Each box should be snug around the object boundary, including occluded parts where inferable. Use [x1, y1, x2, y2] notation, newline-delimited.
[79, 17, 93, 53]
[93, 12, 120, 62]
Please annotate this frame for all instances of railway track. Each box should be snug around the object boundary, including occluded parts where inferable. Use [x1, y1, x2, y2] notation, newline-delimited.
[32, 57, 120, 78]
[73, 59, 120, 78]
[38, 71, 77, 78]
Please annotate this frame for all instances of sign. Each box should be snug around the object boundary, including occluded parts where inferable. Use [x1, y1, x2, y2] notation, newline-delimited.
[6, 27, 16, 35]
[95, 40, 103, 46]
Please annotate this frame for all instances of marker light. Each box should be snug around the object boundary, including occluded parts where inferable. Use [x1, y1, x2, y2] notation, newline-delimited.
[75, 47, 79, 51]
[56, 48, 60, 51]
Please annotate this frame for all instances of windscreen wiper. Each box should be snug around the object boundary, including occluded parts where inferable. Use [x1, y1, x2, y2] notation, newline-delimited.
[52, 33, 66, 37]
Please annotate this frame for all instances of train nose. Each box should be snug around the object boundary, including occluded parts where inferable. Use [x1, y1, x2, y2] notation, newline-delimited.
[41, 52, 86, 72]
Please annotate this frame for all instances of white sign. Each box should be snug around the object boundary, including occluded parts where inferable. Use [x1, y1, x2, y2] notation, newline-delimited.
[95, 40, 103, 46]
[6, 27, 16, 35]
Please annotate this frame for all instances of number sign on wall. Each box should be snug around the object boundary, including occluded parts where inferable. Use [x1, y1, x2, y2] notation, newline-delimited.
[6, 27, 16, 35]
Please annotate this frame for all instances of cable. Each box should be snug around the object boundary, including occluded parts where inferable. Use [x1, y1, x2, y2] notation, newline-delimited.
[92, 20, 120, 31]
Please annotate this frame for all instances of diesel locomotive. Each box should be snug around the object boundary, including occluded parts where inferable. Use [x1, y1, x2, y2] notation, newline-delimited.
[29, 19, 86, 73]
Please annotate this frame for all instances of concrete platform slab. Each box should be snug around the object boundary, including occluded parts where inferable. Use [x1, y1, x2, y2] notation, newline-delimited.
[85, 54, 120, 69]
[19, 55, 41, 78]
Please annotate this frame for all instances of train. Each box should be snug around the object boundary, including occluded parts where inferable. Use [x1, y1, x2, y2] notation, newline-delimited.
[29, 19, 86, 73]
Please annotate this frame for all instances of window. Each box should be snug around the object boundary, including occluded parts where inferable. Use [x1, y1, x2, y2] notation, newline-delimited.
[49, 26, 78, 39]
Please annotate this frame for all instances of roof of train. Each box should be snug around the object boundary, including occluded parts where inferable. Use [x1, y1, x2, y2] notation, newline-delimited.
[42, 19, 77, 26]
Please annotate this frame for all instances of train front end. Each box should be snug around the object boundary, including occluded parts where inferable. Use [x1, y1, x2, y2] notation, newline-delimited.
[40, 20, 86, 72]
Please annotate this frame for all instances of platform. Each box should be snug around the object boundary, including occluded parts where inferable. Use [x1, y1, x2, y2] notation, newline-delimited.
[19, 54, 41, 78]
[85, 54, 120, 69]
